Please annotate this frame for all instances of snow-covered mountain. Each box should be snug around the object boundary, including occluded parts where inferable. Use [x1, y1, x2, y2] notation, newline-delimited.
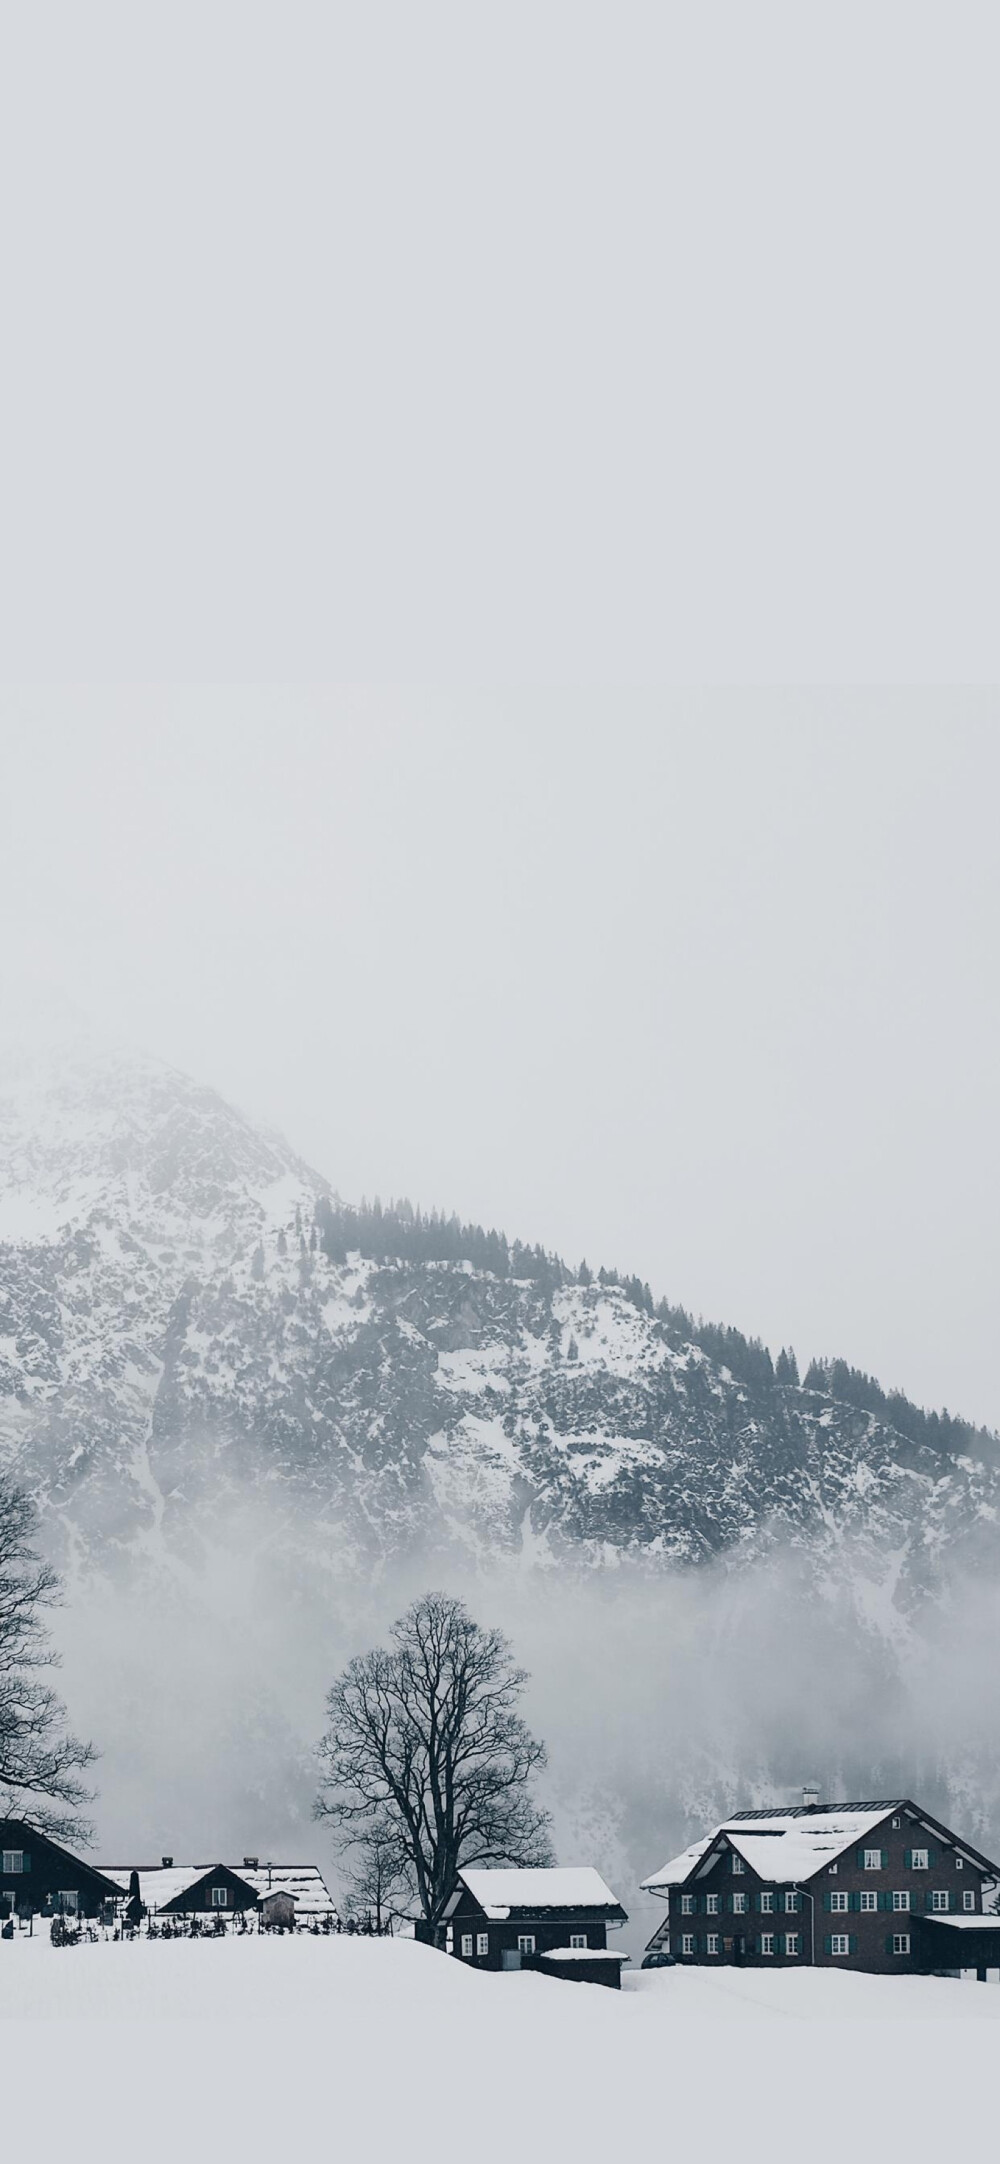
[2, 1022, 999, 1613]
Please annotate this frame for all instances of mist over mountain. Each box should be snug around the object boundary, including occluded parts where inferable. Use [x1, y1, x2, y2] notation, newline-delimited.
[2, 1019, 1000, 1937]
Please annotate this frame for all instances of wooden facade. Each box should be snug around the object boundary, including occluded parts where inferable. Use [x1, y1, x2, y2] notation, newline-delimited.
[644, 1799, 1000, 1976]
[0, 1818, 121, 1922]
[438, 1867, 628, 1988]
[156, 1864, 259, 1916]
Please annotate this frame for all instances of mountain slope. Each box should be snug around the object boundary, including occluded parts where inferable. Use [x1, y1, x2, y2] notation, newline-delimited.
[2, 1026, 999, 1612]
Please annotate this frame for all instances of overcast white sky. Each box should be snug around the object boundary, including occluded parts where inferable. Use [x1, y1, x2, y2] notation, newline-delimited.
[2, 689, 999, 1431]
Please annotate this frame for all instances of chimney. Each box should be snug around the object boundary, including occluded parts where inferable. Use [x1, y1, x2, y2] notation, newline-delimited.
[161, 1855, 173, 1867]
[243, 1856, 259, 1869]
[801, 1786, 821, 1810]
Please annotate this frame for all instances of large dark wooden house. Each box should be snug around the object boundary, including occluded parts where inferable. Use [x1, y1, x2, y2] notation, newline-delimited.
[438, 1867, 629, 1988]
[0, 1819, 121, 1922]
[642, 1794, 1000, 1978]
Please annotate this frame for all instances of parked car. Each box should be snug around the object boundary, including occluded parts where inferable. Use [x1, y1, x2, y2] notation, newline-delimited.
[641, 1949, 676, 1969]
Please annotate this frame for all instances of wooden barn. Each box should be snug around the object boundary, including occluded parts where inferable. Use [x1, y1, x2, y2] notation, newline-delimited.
[1, 1819, 121, 1922]
[437, 1867, 629, 1988]
[642, 1794, 1000, 1977]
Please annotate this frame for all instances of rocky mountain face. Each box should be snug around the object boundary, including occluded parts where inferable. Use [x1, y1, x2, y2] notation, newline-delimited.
[2, 1026, 999, 1616]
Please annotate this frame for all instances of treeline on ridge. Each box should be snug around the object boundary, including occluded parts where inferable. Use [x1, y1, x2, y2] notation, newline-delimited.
[309, 1197, 998, 1466]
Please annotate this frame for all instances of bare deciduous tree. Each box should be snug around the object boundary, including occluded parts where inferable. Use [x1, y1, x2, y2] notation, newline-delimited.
[315, 1591, 553, 1928]
[0, 1479, 96, 1839]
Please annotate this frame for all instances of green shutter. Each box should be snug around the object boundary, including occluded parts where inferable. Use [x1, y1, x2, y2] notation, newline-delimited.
[927, 1848, 937, 1868]
[850, 1935, 858, 1955]
[823, 1934, 832, 1956]
[855, 1848, 865, 1868]
[881, 1849, 888, 1869]
[885, 1934, 894, 1956]
[879, 1891, 891, 1912]
[22, 1854, 31, 1873]
[822, 1891, 830, 1912]
[904, 1849, 912, 1869]
[925, 1892, 933, 1913]
[849, 1892, 859, 1913]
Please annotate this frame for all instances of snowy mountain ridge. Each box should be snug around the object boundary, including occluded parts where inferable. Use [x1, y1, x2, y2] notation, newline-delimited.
[1, 1025, 999, 1612]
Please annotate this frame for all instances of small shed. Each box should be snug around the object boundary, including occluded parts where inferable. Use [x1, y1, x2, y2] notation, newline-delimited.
[441, 1867, 628, 1984]
[259, 1889, 296, 1930]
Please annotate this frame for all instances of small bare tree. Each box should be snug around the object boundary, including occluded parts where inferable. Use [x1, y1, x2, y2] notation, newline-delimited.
[341, 1814, 411, 1933]
[0, 1479, 96, 1839]
[315, 1592, 553, 1930]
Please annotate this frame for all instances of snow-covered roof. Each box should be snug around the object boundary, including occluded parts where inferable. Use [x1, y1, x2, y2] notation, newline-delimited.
[642, 1805, 904, 1892]
[922, 1913, 1000, 1931]
[456, 1868, 624, 1919]
[538, 1947, 630, 1963]
[98, 1863, 337, 1916]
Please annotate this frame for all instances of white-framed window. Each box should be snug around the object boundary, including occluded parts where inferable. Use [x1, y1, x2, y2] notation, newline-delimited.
[705, 1893, 719, 1915]
[680, 1894, 694, 1915]
[460, 1934, 474, 1957]
[476, 1933, 489, 1956]
[760, 1891, 774, 1913]
[827, 1862, 838, 1875]
[785, 1933, 800, 1956]
[892, 1891, 910, 1912]
[210, 1886, 228, 1908]
[859, 1891, 878, 1913]
[681, 1933, 696, 1956]
[784, 1891, 799, 1913]
[910, 1849, 929, 1871]
[892, 1933, 911, 1956]
[829, 1891, 849, 1913]
[569, 1934, 587, 1949]
[863, 1849, 882, 1871]
[930, 1891, 949, 1912]
[760, 1933, 774, 1956]
[732, 1892, 747, 1914]
[517, 1935, 536, 1955]
[963, 1892, 976, 1913]
[830, 1934, 850, 1956]
[891, 1816, 901, 1830]
[955, 1856, 964, 1870]
[706, 1933, 719, 1955]
[1, 1851, 24, 1875]
[731, 1855, 745, 1875]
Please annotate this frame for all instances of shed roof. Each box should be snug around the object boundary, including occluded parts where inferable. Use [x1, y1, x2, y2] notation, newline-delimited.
[454, 1867, 624, 1919]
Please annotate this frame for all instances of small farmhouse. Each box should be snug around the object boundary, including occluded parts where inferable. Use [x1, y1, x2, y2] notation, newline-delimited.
[1, 1819, 121, 1922]
[642, 1795, 1000, 1977]
[438, 1867, 628, 1988]
[98, 1860, 337, 1923]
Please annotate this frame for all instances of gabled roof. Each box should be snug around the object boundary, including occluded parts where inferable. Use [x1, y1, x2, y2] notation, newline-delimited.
[451, 1867, 625, 1919]
[642, 1801, 1000, 1893]
[642, 1803, 905, 1891]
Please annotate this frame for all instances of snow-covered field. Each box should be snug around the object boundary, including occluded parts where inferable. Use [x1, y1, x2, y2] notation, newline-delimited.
[3, 1935, 1000, 2162]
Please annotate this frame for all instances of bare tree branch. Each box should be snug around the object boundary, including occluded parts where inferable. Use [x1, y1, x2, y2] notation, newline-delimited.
[0, 1478, 97, 1841]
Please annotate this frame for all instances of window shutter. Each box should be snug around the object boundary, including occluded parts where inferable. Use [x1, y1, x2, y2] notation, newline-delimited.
[885, 1934, 894, 1956]
[879, 1891, 891, 1912]
[822, 1892, 830, 1912]
[855, 1848, 865, 1868]
[927, 1848, 937, 1868]
[849, 1892, 859, 1913]
[823, 1934, 832, 1957]
[850, 1935, 858, 1955]
[22, 1854, 31, 1872]
[881, 1850, 888, 1869]
[904, 1849, 912, 1870]
[925, 1892, 933, 1913]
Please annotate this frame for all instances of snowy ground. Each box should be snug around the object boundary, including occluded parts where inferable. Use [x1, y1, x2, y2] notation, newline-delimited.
[3, 1934, 999, 2161]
